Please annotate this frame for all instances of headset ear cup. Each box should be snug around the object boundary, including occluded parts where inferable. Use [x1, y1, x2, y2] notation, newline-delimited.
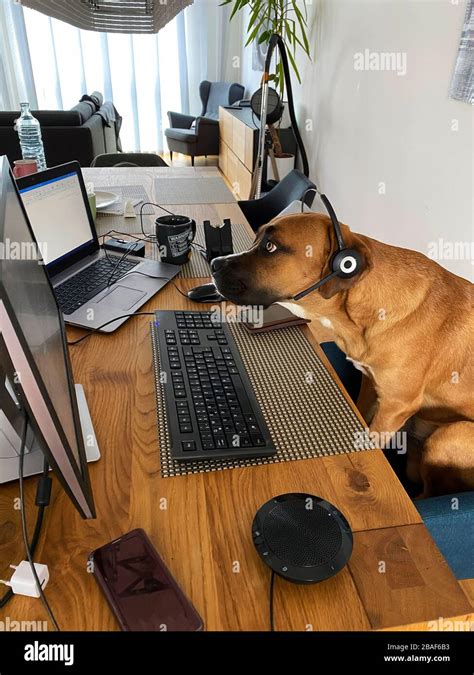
[331, 249, 363, 278]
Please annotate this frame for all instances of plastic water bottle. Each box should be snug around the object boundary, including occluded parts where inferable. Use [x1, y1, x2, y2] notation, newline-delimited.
[15, 102, 46, 171]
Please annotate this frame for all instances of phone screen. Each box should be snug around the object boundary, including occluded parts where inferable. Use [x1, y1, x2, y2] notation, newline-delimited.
[91, 529, 203, 631]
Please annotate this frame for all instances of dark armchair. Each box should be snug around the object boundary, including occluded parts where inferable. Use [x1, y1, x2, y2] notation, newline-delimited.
[165, 80, 244, 165]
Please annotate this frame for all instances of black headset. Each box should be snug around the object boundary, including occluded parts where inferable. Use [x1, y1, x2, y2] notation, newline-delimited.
[293, 188, 363, 301]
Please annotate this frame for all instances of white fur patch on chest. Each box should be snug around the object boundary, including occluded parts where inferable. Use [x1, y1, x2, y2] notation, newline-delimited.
[346, 356, 373, 377]
[319, 316, 333, 329]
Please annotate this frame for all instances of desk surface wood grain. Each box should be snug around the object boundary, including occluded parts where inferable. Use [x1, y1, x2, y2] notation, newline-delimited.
[0, 167, 471, 631]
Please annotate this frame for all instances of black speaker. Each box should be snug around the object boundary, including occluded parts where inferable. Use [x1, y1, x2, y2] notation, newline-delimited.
[250, 86, 283, 125]
[252, 493, 353, 584]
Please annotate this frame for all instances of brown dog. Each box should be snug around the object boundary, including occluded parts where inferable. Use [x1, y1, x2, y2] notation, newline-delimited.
[211, 212, 474, 497]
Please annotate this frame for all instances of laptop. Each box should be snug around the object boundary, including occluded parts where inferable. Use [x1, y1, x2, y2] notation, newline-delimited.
[17, 162, 180, 333]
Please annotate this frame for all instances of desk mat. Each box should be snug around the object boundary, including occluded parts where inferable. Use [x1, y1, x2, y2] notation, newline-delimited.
[95, 185, 154, 214]
[151, 321, 373, 478]
[154, 177, 235, 204]
[179, 222, 254, 278]
[94, 185, 154, 236]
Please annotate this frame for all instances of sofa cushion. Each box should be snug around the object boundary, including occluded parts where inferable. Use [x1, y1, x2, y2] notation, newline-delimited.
[164, 127, 198, 144]
[70, 101, 95, 124]
[415, 491, 474, 579]
[0, 110, 82, 127]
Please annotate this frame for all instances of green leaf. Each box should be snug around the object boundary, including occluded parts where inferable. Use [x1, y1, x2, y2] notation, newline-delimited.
[245, 16, 268, 47]
[286, 45, 301, 83]
[258, 30, 271, 44]
[229, 0, 246, 22]
[247, 0, 263, 32]
[245, 8, 269, 46]
[284, 19, 293, 44]
[292, 1, 307, 26]
[292, 2, 310, 54]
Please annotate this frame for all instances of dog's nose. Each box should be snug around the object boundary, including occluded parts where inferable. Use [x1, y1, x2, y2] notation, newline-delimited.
[211, 256, 227, 274]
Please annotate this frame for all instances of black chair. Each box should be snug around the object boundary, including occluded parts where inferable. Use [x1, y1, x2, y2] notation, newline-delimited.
[165, 80, 244, 166]
[238, 170, 317, 232]
[91, 152, 168, 168]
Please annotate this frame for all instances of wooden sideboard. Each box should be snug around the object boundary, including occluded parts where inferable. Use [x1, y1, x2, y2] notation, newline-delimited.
[219, 105, 256, 199]
[218, 105, 297, 200]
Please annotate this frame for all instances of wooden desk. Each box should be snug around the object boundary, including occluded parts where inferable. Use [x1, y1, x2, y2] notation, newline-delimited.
[0, 168, 472, 631]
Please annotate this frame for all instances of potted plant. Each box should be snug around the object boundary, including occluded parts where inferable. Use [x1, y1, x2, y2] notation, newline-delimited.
[221, 0, 312, 182]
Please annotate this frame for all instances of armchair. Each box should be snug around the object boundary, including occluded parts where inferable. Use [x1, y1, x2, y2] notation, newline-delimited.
[165, 80, 244, 165]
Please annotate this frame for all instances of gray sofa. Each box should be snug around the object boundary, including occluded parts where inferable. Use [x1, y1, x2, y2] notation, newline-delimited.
[0, 92, 121, 168]
[165, 80, 244, 165]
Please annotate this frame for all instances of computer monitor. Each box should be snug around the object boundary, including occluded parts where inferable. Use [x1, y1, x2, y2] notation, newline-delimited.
[0, 156, 95, 518]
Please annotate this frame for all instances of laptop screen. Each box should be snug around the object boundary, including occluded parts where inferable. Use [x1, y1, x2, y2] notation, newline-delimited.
[19, 171, 95, 268]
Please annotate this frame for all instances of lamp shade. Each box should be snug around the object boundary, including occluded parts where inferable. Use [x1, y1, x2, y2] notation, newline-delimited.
[19, 0, 194, 34]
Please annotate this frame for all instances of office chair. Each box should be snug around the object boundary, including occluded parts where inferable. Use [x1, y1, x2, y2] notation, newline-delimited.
[238, 170, 316, 232]
[91, 152, 168, 168]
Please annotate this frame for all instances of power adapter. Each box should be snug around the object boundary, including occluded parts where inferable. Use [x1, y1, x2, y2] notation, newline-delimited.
[103, 238, 145, 257]
[0, 560, 49, 598]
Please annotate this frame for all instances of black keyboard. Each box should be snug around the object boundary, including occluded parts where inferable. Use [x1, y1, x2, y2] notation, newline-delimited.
[155, 310, 276, 462]
[55, 257, 140, 315]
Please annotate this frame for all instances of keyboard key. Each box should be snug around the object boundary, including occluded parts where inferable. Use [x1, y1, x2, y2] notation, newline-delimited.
[182, 441, 196, 451]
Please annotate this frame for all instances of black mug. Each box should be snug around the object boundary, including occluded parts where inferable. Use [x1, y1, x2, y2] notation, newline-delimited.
[155, 215, 196, 265]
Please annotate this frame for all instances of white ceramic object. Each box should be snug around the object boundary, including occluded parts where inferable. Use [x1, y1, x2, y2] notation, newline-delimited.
[95, 190, 119, 210]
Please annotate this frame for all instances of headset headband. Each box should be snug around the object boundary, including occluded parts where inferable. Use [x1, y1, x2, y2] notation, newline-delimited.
[293, 188, 358, 301]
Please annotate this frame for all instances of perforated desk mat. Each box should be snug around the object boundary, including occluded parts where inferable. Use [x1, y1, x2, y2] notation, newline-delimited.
[151, 321, 372, 478]
[95, 185, 153, 236]
[154, 177, 235, 204]
[179, 222, 254, 278]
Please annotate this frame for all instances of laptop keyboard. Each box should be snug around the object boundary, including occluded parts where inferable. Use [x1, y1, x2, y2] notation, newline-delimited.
[55, 257, 140, 315]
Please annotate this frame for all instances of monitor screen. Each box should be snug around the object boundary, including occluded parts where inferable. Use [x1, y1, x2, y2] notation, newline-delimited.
[19, 170, 95, 267]
[0, 156, 95, 518]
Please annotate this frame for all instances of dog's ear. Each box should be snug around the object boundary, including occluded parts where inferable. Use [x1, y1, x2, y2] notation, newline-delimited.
[318, 222, 373, 299]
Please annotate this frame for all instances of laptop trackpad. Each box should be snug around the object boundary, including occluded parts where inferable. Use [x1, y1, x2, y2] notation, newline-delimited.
[98, 285, 146, 310]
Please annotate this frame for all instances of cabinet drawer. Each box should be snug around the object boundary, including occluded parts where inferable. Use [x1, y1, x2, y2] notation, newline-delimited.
[227, 150, 252, 200]
[219, 107, 233, 147]
[219, 139, 228, 176]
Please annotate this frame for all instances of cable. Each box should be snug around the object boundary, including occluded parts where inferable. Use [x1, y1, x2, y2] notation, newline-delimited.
[139, 201, 175, 240]
[269, 570, 276, 631]
[172, 283, 191, 299]
[67, 312, 155, 346]
[0, 458, 49, 609]
[98, 230, 150, 266]
[66, 279, 195, 347]
[18, 414, 60, 631]
[105, 241, 141, 287]
[116, 270, 170, 284]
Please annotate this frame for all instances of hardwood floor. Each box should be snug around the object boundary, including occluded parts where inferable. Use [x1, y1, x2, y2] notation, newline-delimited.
[161, 152, 219, 169]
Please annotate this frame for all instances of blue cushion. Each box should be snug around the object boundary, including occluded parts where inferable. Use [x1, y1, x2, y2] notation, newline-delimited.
[415, 492, 474, 579]
[206, 82, 232, 117]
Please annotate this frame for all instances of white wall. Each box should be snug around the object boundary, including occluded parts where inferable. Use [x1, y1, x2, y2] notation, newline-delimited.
[240, 0, 473, 281]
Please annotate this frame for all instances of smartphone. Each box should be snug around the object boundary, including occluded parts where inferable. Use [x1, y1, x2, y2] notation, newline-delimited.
[90, 528, 203, 631]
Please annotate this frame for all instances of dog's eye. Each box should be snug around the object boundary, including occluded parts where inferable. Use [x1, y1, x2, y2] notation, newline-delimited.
[265, 241, 277, 253]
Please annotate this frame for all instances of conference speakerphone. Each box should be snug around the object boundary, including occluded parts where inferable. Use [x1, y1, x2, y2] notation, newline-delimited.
[154, 310, 276, 462]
